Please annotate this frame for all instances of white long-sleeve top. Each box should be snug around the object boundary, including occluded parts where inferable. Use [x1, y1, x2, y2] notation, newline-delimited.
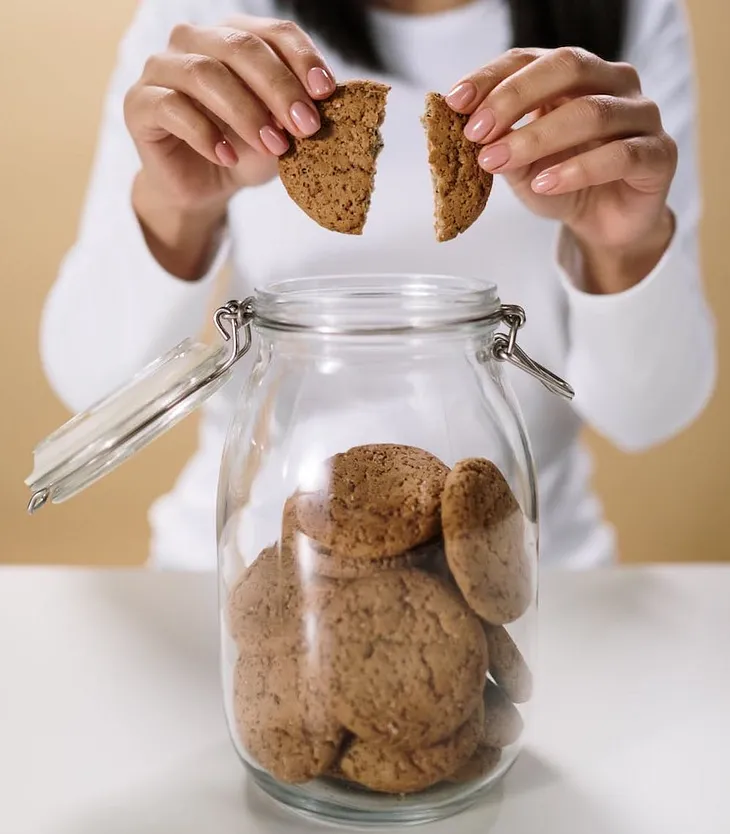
[40, 0, 716, 569]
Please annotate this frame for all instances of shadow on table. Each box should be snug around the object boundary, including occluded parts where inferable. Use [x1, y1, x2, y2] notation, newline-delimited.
[55, 745, 626, 834]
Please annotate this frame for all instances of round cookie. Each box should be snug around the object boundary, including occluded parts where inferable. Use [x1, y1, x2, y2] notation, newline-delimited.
[339, 701, 485, 794]
[482, 680, 524, 748]
[446, 745, 502, 784]
[227, 544, 301, 641]
[310, 538, 439, 580]
[442, 459, 532, 625]
[233, 625, 344, 784]
[318, 568, 489, 749]
[483, 625, 534, 704]
[294, 444, 450, 560]
[228, 517, 342, 645]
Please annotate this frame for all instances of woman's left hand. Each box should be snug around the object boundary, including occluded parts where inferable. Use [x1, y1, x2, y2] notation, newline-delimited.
[447, 47, 679, 292]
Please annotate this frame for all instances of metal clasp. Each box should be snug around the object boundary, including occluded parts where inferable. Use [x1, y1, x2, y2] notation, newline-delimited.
[213, 298, 255, 373]
[492, 305, 575, 401]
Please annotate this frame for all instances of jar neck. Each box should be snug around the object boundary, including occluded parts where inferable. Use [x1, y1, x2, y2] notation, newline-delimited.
[255, 323, 499, 362]
[252, 274, 501, 338]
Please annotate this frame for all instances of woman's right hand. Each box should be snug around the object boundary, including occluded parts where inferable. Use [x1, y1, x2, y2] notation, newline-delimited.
[125, 16, 335, 213]
[123, 17, 334, 280]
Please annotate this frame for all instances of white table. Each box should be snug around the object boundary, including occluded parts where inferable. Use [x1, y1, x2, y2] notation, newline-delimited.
[0, 566, 728, 834]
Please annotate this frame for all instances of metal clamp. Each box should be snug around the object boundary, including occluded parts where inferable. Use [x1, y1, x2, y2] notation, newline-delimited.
[212, 298, 255, 376]
[492, 305, 575, 401]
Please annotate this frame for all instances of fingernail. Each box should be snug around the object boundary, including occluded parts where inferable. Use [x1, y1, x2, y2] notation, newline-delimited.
[307, 66, 335, 97]
[479, 143, 510, 171]
[260, 125, 290, 156]
[532, 170, 560, 193]
[445, 81, 477, 110]
[215, 140, 238, 167]
[290, 101, 320, 135]
[464, 109, 496, 143]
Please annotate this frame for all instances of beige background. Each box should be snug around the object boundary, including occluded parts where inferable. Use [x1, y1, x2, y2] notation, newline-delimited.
[1, 1, 727, 566]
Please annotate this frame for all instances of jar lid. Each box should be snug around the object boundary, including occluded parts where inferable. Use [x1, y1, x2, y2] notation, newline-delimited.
[26, 300, 254, 514]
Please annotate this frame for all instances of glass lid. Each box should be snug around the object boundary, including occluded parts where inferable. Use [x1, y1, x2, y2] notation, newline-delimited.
[25, 300, 253, 513]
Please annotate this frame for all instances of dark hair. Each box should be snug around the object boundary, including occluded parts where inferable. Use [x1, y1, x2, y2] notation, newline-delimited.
[278, 1, 627, 71]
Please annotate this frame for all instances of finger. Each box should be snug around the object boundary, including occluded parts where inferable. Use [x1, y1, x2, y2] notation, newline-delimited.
[126, 86, 233, 166]
[530, 134, 678, 196]
[170, 21, 330, 137]
[445, 47, 544, 114]
[243, 17, 336, 99]
[142, 52, 288, 154]
[477, 95, 662, 173]
[463, 48, 641, 145]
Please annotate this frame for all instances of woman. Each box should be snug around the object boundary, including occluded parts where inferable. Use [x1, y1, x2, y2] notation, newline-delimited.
[40, 0, 716, 569]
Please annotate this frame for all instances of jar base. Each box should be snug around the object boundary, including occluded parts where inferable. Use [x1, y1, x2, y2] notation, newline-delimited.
[246, 749, 518, 829]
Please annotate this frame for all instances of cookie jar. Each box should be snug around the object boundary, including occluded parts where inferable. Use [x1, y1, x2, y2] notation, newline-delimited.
[26, 273, 573, 827]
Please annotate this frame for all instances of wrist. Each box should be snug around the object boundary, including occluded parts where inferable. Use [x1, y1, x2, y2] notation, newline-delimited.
[569, 207, 676, 295]
[132, 171, 228, 281]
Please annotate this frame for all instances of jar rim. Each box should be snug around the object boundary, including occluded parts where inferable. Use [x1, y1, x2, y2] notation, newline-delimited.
[253, 274, 501, 335]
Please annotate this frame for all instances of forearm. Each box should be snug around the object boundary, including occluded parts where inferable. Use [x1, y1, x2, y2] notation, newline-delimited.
[574, 207, 677, 296]
[132, 170, 228, 281]
[559, 223, 716, 452]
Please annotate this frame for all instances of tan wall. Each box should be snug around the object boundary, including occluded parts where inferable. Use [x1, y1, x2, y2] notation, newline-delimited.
[1, 1, 727, 566]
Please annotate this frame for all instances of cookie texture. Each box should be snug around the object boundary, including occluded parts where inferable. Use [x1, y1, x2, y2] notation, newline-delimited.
[339, 701, 485, 794]
[442, 459, 532, 625]
[279, 81, 390, 234]
[446, 745, 502, 784]
[422, 92, 493, 242]
[481, 680, 524, 748]
[308, 539, 436, 580]
[294, 444, 450, 560]
[227, 545, 300, 640]
[233, 626, 345, 783]
[484, 625, 534, 704]
[318, 568, 489, 749]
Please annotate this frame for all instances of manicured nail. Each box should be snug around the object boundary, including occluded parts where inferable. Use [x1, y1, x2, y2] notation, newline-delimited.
[479, 143, 510, 171]
[445, 81, 477, 110]
[290, 101, 320, 135]
[307, 66, 335, 97]
[260, 125, 289, 156]
[464, 109, 496, 142]
[215, 140, 238, 167]
[532, 170, 560, 193]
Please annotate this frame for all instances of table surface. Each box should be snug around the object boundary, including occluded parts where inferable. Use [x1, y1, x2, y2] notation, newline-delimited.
[1, 565, 728, 834]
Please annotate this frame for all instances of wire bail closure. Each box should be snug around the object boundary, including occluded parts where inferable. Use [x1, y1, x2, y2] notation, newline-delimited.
[491, 304, 575, 401]
[213, 298, 256, 371]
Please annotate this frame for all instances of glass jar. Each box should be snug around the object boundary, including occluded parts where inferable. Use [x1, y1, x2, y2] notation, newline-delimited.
[26, 273, 573, 828]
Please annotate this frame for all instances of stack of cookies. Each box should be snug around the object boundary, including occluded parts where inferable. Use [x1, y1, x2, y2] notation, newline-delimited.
[227, 444, 533, 794]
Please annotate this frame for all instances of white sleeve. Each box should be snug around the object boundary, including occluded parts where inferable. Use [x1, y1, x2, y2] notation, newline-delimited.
[40, 0, 237, 414]
[557, 0, 717, 452]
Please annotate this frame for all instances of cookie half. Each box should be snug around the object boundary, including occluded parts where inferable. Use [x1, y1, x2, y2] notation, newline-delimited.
[279, 80, 390, 234]
[442, 458, 532, 625]
[318, 568, 489, 749]
[422, 92, 493, 242]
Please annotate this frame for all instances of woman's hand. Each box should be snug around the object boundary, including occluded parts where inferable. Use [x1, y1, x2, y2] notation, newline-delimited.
[447, 48, 679, 293]
[124, 16, 335, 279]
